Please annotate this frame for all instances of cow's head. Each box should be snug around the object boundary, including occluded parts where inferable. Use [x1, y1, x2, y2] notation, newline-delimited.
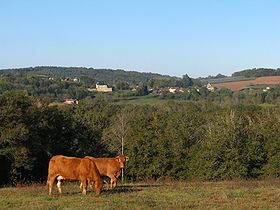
[115, 155, 129, 168]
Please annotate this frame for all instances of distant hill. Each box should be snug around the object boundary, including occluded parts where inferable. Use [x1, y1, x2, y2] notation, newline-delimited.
[0, 66, 177, 85]
[232, 68, 280, 78]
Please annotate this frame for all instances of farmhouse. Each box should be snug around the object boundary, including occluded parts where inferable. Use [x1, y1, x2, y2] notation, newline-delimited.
[206, 83, 215, 92]
[96, 84, 112, 92]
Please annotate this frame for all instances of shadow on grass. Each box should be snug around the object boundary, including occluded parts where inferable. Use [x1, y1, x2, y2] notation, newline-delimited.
[101, 186, 141, 195]
[101, 183, 163, 195]
[53, 183, 161, 196]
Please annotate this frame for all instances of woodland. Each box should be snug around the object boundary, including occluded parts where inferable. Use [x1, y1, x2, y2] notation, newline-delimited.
[1, 67, 280, 185]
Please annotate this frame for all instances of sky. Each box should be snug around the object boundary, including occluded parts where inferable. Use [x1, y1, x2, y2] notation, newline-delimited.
[0, 0, 279, 78]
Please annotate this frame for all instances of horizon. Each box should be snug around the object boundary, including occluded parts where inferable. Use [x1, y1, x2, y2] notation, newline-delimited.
[0, 0, 279, 78]
[1, 65, 280, 79]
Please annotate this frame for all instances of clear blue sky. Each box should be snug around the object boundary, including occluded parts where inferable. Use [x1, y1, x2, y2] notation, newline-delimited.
[0, 0, 279, 78]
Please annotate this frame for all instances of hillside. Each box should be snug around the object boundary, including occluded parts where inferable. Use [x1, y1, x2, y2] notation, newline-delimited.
[232, 68, 280, 78]
[0, 66, 177, 85]
[199, 76, 256, 85]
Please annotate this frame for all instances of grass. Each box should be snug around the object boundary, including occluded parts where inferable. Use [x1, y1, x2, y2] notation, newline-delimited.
[1, 180, 280, 209]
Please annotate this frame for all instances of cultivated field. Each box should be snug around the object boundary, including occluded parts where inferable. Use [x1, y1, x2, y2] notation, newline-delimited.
[1, 180, 280, 209]
[212, 76, 280, 91]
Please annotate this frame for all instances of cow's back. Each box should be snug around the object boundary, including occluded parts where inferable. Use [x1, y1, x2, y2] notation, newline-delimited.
[86, 157, 119, 177]
[48, 155, 82, 179]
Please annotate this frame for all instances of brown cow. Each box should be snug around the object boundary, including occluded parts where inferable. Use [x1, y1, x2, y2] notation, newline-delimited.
[47, 155, 102, 196]
[84, 155, 129, 190]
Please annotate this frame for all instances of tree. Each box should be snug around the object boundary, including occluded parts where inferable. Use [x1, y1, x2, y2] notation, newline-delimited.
[135, 83, 149, 96]
[115, 82, 130, 90]
[0, 92, 37, 183]
[188, 108, 267, 180]
[182, 74, 193, 87]
[102, 106, 133, 184]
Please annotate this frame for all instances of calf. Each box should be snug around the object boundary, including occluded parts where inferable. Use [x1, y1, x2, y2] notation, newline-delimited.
[84, 155, 129, 190]
[47, 155, 102, 196]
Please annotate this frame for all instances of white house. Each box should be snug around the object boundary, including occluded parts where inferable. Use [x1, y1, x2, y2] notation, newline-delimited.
[96, 84, 112, 92]
[206, 83, 215, 92]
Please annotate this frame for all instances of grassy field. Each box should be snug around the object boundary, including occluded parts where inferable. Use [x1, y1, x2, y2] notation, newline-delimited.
[1, 180, 280, 209]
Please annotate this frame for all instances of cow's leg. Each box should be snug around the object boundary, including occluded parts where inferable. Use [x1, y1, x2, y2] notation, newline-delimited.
[88, 178, 93, 191]
[48, 176, 55, 196]
[57, 176, 64, 195]
[80, 179, 91, 190]
[85, 178, 91, 191]
[57, 180, 62, 194]
[110, 176, 117, 190]
[93, 180, 101, 196]
[81, 179, 87, 195]
[103, 180, 109, 191]
[110, 178, 113, 190]
[112, 177, 117, 188]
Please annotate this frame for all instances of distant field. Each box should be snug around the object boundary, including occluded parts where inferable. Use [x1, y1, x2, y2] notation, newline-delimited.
[200, 76, 256, 85]
[212, 76, 280, 91]
[1, 180, 280, 209]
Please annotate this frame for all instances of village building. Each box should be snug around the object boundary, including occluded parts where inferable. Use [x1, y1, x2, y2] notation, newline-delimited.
[206, 83, 215, 92]
[73, 77, 80, 82]
[96, 84, 113, 92]
[63, 77, 80, 82]
[169, 87, 177, 93]
[263, 86, 271, 92]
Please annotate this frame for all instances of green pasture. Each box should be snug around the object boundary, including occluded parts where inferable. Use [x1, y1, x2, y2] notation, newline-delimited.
[1, 180, 280, 209]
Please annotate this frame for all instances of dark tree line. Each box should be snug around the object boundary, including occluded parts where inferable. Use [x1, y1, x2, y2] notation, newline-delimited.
[0, 74, 93, 101]
[4, 68, 280, 107]
[0, 66, 177, 88]
[0, 92, 108, 184]
[0, 68, 192, 101]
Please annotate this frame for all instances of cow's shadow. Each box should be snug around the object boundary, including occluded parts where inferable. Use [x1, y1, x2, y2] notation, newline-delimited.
[100, 184, 162, 195]
[101, 186, 141, 195]
[59, 187, 140, 196]
[52, 183, 162, 196]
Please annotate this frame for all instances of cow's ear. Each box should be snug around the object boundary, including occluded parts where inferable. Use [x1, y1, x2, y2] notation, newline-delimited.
[125, 156, 129, 161]
[115, 156, 120, 161]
